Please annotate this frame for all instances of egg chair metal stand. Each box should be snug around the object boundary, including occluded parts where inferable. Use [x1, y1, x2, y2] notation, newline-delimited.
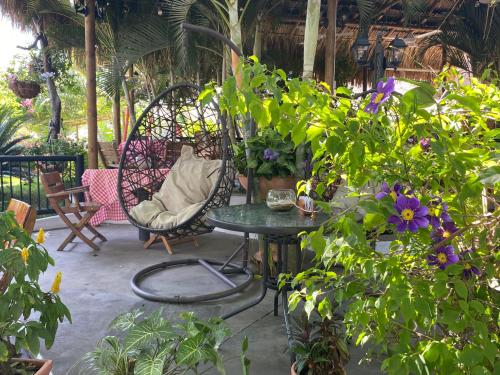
[118, 83, 253, 303]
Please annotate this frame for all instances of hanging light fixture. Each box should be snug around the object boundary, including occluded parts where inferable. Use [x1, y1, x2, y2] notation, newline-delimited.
[351, 33, 371, 66]
[73, 0, 86, 15]
[386, 36, 407, 69]
[73, 0, 107, 19]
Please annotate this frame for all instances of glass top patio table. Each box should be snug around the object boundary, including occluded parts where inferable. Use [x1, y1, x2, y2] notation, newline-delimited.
[206, 203, 329, 235]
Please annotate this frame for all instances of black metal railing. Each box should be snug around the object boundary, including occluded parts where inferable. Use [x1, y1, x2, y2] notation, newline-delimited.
[0, 154, 85, 214]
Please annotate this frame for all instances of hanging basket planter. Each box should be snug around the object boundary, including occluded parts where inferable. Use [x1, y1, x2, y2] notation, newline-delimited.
[8, 78, 41, 99]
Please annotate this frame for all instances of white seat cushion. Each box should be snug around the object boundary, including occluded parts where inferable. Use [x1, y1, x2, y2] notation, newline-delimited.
[129, 145, 221, 229]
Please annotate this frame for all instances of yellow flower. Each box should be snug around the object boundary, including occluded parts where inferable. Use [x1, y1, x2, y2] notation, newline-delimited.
[20, 247, 29, 265]
[51, 272, 62, 294]
[36, 228, 45, 244]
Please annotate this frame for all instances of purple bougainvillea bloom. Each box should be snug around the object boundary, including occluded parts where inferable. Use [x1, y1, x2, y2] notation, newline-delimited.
[431, 221, 459, 243]
[365, 78, 396, 114]
[388, 195, 429, 233]
[420, 137, 431, 151]
[375, 182, 402, 201]
[263, 148, 279, 161]
[427, 245, 459, 270]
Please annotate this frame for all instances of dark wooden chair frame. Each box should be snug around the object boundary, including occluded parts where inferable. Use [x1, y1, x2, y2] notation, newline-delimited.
[41, 172, 107, 251]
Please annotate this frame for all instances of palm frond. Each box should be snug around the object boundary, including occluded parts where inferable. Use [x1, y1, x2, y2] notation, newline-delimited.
[0, 108, 27, 155]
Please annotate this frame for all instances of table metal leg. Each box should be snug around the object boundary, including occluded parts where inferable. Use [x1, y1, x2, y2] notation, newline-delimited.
[221, 235, 270, 320]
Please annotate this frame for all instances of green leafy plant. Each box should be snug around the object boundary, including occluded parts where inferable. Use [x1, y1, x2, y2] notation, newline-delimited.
[80, 309, 250, 375]
[290, 311, 349, 375]
[245, 127, 296, 179]
[0, 107, 28, 155]
[206, 60, 500, 374]
[0, 214, 71, 375]
[233, 141, 248, 176]
[23, 137, 86, 157]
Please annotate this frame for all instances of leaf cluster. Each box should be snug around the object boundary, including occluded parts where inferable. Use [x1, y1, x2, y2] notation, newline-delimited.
[208, 60, 500, 374]
[0, 212, 71, 373]
[80, 309, 250, 375]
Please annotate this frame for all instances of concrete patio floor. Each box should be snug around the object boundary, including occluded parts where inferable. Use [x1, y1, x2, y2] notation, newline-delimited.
[36, 221, 382, 375]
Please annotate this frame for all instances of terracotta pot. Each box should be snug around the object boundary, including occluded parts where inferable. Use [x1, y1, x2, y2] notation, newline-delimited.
[238, 175, 248, 190]
[12, 358, 53, 375]
[258, 176, 296, 200]
[238, 175, 296, 199]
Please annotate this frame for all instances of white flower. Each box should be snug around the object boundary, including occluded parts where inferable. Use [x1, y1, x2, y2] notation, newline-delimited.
[40, 72, 55, 80]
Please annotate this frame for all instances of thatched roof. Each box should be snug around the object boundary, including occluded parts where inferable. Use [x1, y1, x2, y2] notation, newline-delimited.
[258, 0, 461, 83]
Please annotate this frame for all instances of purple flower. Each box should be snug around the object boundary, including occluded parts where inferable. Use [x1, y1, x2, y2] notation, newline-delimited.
[459, 250, 481, 279]
[375, 182, 402, 201]
[427, 245, 459, 270]
[463, 263, 481, 279]
[388, 195, 429, 233]
[365, 78, 395, 114]
[420, 137, 431, 151]
[427, 202, 453, 229]
[263, 148, 279, 161]
[431, 221, 458, 243]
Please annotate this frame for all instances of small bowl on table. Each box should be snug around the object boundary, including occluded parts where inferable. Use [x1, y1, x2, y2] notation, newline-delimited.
[266, 189, 295, 212]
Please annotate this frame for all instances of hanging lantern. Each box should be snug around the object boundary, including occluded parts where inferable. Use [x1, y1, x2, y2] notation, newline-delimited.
[73, 0, 86, 15]
[351, 34, 371, 67]
[73, 0, 107, 19]
[386, 37, 407, 70]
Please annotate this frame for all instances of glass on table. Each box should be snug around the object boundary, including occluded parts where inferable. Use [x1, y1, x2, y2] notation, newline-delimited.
[266, 189, 295, 211]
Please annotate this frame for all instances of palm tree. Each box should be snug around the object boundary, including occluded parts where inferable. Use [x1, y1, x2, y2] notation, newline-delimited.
[0, 108, 28, 155]
[418, 2, 500, 75]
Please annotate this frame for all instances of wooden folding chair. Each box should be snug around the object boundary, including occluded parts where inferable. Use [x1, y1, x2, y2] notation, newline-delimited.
[1, 199, 37, 293]
[40, 172, 107, 251]
[98, 141, 120, 169]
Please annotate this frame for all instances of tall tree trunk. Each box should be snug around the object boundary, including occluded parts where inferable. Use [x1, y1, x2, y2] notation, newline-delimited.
[85, 0, 98, 169]
[253, 14, 263, 60]
[297, 0, 321, 180]
[36, 26, 61, 141]
[122, 77, 136, 126]
[226, 0, 243, 86]
[325, 0, 338, 90]
[128, 66, 135, 116]
[303, 0, 321, 80]
[221, 49, 227, 84]
[112, 92, 121, 144]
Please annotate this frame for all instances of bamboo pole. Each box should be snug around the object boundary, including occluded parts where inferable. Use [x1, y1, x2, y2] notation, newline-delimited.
[85, 0, 98, 169]
[325, 0, 338, 90]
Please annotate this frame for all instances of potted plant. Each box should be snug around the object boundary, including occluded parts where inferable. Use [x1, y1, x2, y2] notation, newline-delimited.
[7, 74, 41, 99]
[288, 303, 349, 375]
[0, 212, 71, 375]
[79, 309, 250, 374]
[237, 127, 297, 199]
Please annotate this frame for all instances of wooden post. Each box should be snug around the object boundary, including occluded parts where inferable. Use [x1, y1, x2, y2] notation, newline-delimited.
[85, 0, 98, 169]
[325, 0, 338, 90]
